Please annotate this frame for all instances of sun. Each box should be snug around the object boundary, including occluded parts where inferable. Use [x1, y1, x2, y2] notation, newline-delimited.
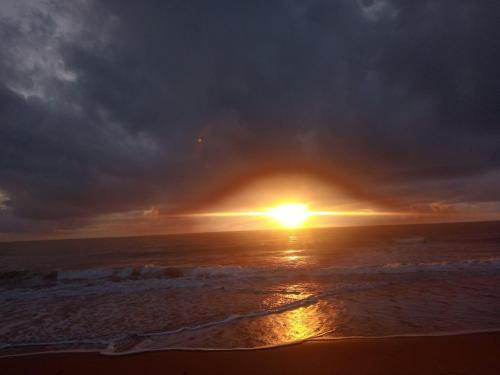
[267, 203, 310, 228]
[182, 201, 394, 230]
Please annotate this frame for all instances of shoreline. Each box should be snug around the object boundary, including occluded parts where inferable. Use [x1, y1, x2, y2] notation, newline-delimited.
[3, 328, 500, 358]
[2, 332, 500, 374]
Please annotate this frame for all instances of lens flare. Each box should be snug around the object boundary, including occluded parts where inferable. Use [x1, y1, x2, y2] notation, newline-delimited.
[267, 203, 309, 228]
[178, 203, 403, 231]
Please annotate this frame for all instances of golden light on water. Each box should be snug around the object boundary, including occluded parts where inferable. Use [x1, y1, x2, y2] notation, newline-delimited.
[258, 284, 336, 343]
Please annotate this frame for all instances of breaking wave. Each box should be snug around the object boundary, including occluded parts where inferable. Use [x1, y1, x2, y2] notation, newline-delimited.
[0, 281, 379, 356]
[1, 257, 500, 291]
[1, 258, 500, 357]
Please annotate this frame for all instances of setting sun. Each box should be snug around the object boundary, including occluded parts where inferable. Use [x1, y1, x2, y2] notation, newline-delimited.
[179, 201, 399, 231]
[267, 203, 310, 228]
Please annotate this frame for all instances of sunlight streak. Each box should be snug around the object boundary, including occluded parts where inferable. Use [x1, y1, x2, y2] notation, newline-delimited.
[177, 202, 403, 229]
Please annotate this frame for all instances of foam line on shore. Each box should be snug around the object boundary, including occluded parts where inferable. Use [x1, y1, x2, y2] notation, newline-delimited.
[4, 328, 500, 359]
[0, 282, 382, 357]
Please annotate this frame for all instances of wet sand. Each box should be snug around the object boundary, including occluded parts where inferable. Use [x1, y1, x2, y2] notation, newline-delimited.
[2, 332, 500, 374]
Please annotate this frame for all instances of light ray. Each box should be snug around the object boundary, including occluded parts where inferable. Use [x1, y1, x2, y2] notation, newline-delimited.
[174, 203, 404, 230]
[179, 210, 401, 217]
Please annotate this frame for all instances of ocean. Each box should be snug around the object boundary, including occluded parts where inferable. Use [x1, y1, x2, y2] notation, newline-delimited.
[1, 221, 499, 357]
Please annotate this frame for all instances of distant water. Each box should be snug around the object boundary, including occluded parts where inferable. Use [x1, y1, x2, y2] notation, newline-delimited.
[1, 221, 500, 356]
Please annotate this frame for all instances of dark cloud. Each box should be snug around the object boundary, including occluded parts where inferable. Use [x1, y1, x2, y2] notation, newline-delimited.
[1, 0, 500, 238]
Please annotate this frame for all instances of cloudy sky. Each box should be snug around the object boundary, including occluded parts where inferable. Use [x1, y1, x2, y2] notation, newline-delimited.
[1, 0, 500, 240]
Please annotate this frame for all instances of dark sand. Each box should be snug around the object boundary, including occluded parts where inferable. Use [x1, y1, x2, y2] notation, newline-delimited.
[2, 332, 500, 374]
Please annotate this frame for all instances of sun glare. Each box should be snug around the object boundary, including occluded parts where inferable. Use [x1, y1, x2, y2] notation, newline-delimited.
[182, 202, 399, 230]
[267, 203, 310, 228]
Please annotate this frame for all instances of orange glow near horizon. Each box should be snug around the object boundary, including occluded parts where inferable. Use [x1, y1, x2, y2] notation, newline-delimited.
[267, 203, 309, 228]
[178, 202, 401, 229]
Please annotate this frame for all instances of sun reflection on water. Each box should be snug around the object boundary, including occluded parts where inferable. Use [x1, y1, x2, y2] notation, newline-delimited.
[283, 305, 319, 340]
[284, 255, 300, 262]
[277, 248, 311, 267]
[255, 233, 333, 344]
[257, 283, 336, 343]
[276, 233, 317, 268]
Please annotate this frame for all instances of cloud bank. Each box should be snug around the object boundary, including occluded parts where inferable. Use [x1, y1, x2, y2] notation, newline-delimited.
[1, 0, 500, 239]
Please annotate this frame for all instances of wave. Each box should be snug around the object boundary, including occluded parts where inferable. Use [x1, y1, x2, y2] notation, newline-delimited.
[319, 257, 500, 276]
[0, 282, 379, 357]
[2, 257, 499, 290]
[2, 266, 500, 357]
[3, 326, 500, 358]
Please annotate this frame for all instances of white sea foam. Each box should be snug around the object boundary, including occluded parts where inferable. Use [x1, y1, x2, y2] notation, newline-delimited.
[0, 282, 379, 357]
[2, 224, 500, 359]
[1, 259, 500, 356]
[4, 327, 500, 358]
[319, 257, 500, 275]
[2, 258, 499, 356]
[2, 257, 499, 300]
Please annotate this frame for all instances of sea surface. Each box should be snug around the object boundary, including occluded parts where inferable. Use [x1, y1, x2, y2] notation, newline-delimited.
[1, 221, 500, 356]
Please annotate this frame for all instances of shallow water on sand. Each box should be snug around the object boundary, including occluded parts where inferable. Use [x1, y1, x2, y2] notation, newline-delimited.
[1, 222, 500, 356]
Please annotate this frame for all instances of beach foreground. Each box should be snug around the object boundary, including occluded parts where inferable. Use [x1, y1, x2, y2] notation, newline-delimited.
[2, 332, 500, 375]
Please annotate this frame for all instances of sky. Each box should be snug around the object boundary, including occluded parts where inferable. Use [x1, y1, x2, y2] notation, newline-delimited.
[1, 0, 500, 240]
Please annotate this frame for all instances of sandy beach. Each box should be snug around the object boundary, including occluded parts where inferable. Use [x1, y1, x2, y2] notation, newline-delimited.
[2, 332, 500, 375]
